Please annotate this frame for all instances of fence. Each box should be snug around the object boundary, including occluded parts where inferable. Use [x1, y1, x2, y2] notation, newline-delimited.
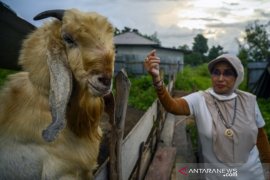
[94, 69, 177, 180]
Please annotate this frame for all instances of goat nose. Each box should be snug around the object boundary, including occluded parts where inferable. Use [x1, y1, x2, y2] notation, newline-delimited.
[98, 76, 111, 86]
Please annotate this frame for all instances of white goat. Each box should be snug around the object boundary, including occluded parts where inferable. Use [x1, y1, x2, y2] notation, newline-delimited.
[0, 9, 115, 179]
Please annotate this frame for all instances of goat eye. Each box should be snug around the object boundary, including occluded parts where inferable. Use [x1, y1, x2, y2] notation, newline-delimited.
[63, 34, 76, 46]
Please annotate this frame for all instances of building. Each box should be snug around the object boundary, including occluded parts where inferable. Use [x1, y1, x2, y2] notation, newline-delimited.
[0, 2, 35, 70]
[248, 61, 270, 99]
[114, 32, 186, 76]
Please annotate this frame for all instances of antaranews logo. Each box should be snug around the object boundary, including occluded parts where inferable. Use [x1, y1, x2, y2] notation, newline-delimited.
[177, 163, 238, 178]
[178, 166, 188, 176]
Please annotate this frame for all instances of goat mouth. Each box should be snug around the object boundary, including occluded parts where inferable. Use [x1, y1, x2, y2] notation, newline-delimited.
[88, 82, 110, 96]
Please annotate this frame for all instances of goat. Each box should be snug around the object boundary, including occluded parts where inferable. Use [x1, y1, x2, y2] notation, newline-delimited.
[0, 9, 115, 179]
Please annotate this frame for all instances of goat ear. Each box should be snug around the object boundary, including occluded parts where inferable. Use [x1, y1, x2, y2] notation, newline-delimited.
[33, 10, 65, 21]
[42, 53, 72, 142]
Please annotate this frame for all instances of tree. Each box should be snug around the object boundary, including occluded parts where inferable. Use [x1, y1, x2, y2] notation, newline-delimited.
[178, 44, 190, 51]
[240, 21, 270, 61]
[208, 45, 224, 60]
[148, 32, 161, 45]
[122, 26, 131, 33]
[185, 52, 204, 66]
[192, 34, 209, 55]
[237, 48, 248, 67]
[114, 27, 121, 35]
[185, 34, 209, 65]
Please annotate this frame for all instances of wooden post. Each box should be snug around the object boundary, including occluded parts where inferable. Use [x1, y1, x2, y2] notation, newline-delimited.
[109, 69, 131, 180]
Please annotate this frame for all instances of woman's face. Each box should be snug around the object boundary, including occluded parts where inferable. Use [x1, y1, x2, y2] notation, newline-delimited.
[211, 61, 237, 95]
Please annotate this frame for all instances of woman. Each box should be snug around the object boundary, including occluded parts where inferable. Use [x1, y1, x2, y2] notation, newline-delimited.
[144, 50, 270, 179]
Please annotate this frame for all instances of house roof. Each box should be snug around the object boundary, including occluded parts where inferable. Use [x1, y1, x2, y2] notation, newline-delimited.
[114, 32, 159, 46]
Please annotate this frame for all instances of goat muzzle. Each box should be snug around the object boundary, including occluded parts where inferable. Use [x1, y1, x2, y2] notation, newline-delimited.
[98, 75, 111, 87]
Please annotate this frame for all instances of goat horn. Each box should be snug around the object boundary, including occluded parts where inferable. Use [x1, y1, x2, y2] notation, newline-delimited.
[42, 53, 72, 142]
[33, 10, 65, 21]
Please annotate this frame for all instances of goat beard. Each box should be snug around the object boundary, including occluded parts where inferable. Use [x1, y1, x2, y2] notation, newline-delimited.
[66, 86, 103, 140]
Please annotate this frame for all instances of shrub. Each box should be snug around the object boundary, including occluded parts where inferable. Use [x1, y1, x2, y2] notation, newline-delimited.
[0, 68, 17, 88]
[128, 75, 156, 111]
[175, 64, 211, 92]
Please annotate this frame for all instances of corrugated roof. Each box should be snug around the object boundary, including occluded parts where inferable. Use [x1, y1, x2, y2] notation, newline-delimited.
[114, 32, 159, 45]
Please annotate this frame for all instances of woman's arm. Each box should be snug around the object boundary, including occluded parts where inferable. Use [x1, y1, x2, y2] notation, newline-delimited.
[257, 127, 270, 163]
[156, 84, 190, 115]
[144, 49, 190, 115]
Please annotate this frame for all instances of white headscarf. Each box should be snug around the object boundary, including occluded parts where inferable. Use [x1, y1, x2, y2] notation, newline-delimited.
[208, 54, 244, 94]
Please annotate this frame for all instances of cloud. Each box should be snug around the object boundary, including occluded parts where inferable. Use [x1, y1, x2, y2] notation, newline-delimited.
[2, 0, 270, 55]
[254, 9, 270, 18]
[222, 2, 239, 6]
[188, 17, 220, 22]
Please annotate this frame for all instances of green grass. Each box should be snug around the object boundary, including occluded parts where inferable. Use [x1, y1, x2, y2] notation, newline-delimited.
[175, 63, 249, 92]
[0, 68, 17, 88]
[128, 75, 157, 111]
[175, 64, 211, 92]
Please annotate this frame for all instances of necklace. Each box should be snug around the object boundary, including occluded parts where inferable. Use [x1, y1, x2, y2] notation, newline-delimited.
[212, 95, 237, 137]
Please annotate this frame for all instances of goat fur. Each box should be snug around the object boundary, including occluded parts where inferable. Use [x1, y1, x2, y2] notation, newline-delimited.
[0, 9, 115, 179]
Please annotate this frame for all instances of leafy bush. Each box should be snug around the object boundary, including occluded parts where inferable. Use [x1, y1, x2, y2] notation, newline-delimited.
[0, 68, 17, 88]
[175, 64, 211, 92]
[175, 63, 249, 92]
[128, 75, 156, 111]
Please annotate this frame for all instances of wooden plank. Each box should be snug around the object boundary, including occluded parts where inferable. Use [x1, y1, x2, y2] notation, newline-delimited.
[145, 147, 176, 180]
[159, 113, 175, 147]
[94, 159, 109, 180]
[109, 69, 131, 180]
[121, 100, 158, 180]
[135, 142, 153, 180]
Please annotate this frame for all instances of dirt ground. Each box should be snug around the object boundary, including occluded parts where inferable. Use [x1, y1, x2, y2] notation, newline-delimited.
[98, 105, 145, 164]
[124, 105, 145, 136]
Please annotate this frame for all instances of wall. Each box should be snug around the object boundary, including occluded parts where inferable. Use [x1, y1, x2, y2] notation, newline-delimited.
[115, 45, 184, 76]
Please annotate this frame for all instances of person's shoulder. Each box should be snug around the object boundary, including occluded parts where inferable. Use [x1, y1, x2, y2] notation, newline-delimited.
[183, 90, 204, 101]
[235, 89, 256, 99]
[187, 90, 204, 96]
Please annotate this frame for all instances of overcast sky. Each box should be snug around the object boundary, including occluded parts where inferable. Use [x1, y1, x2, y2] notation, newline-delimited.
[2, 0, 270, 55]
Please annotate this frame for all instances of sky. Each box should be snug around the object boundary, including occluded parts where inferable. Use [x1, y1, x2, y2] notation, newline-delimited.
[2, 0, 270, 55]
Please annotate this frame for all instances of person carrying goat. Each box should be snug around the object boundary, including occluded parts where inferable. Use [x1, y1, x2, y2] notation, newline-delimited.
[0, 9, 115, 179]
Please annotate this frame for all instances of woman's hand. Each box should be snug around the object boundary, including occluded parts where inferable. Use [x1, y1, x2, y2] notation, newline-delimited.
[144, 49, 160, 80]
